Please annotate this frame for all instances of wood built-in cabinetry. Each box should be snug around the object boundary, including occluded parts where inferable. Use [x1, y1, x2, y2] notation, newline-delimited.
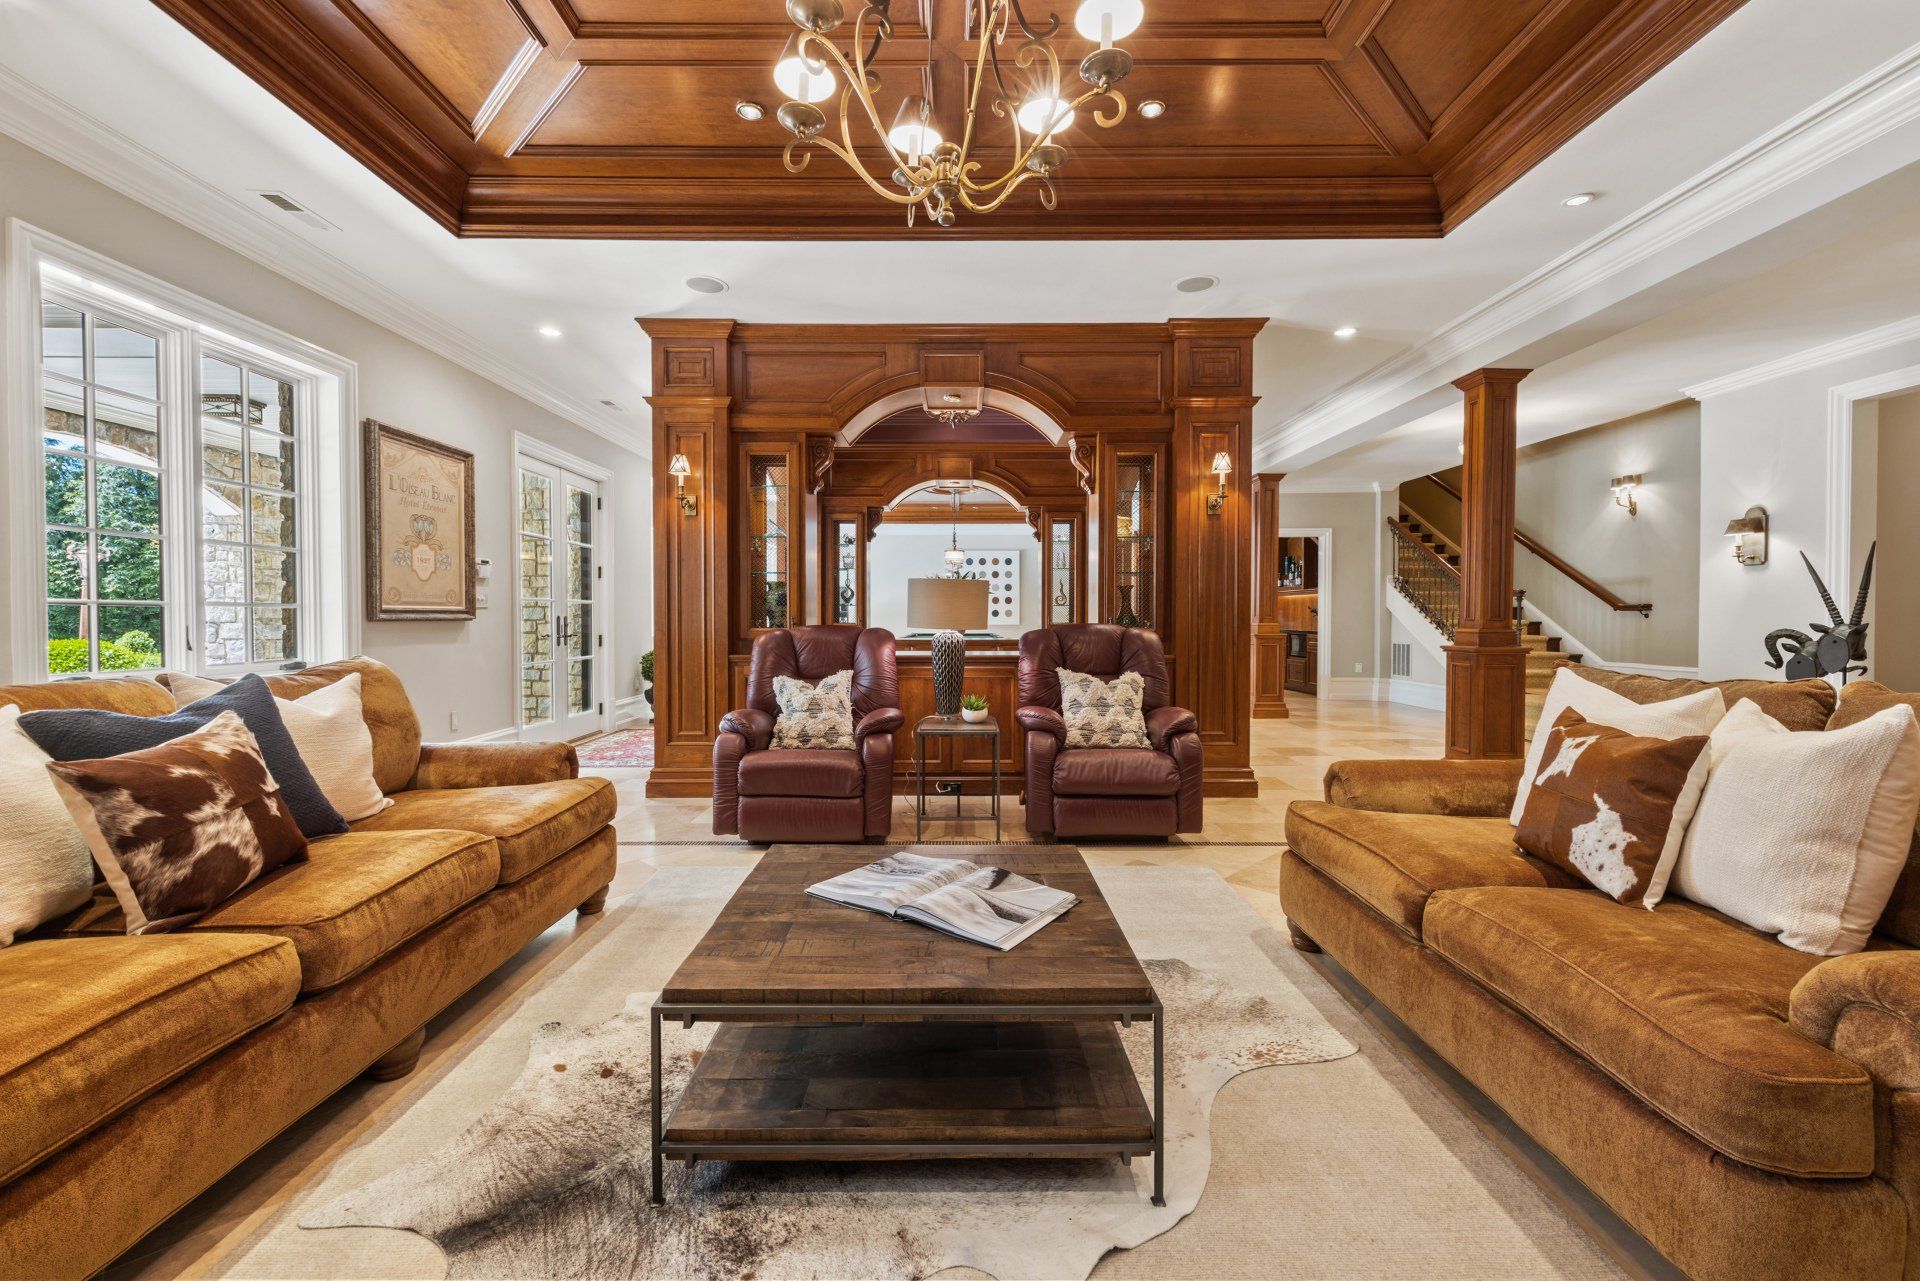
[1284, 630, 1318, 695]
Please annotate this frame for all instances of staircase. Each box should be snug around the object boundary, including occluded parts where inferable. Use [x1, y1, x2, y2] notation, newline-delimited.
[1387, 510, 1582, 733]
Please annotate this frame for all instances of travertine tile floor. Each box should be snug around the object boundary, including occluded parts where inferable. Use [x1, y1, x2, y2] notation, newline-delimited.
[102, 695, 1667, 1280]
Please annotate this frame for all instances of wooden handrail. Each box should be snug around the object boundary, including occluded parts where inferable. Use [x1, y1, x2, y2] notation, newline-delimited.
[1422, 475, 1652, 617]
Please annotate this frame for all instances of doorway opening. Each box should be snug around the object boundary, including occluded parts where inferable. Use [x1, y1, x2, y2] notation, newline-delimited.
[870, 481, 1040, 641]
[1274, 528, 1331, 703]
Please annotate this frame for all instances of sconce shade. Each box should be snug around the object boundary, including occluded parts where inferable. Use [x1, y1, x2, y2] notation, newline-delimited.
[1724, 515, 1766, 536]
[667, 454, 691, 478]
[1610, 473, 1643, 492]
[908, 577, 989, 632]
[1210, 451, 1233, 476]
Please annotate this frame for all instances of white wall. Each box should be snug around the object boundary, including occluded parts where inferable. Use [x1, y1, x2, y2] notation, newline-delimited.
[0, 132, 652, 738]
[867, 523, 1040, 638]
[1696, 329, 1920, 679]
[1273, 490, 1385, 685]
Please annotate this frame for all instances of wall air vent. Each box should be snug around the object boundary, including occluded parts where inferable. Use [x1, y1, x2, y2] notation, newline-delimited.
[1391, 642, 1412, 678]
[251, 191, 337, 232]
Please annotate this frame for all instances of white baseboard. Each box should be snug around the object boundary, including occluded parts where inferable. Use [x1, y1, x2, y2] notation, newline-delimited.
[455, 726, 519, 745]
[1385, 678, 1446, 710]
[1320, 676, 1382, 701]
[614, 693, 652, 728]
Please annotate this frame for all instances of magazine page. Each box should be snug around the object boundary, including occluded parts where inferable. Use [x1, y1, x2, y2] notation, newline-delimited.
[805, 852, 980, 916]
[894, 867, 1080, 950]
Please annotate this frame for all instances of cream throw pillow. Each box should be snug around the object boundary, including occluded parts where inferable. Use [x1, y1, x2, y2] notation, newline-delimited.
[172, 671, 389, 820]
[1510, 668, 1726, 825]
[0, 705, 95, 945]
[1676, 699, 1920, 956]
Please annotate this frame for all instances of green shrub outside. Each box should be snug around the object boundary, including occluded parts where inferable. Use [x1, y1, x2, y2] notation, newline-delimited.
[47, 631, 166, 674]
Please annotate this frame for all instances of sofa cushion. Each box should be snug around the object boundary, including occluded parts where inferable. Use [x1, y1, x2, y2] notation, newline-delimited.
[51, 830, 499, 992]
[738, 749, 863, 799]
[1283, 801, 1576, 939]
[1053, 748, 1178, 797]
[264, 658, 423, 795]
[1830, 681, 1920, 948]
[1561, 664, 1836, 733]
[1425, 885, 1875, 1178]
[0, 933, 300, 1185]
[352, 777, 615, 883]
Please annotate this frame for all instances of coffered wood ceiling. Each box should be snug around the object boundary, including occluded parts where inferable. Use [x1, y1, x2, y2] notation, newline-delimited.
[146, 0, 1746, 239]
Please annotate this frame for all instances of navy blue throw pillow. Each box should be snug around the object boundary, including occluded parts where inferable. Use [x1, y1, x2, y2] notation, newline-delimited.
[19, 674, 349, 838]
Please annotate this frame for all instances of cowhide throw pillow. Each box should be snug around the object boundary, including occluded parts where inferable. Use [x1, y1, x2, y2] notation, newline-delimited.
[770, 670, 856, 750]
[1515, 709, 1711, 906]
[44, 710, 309, 934]
[1058, 668, 1151, 750]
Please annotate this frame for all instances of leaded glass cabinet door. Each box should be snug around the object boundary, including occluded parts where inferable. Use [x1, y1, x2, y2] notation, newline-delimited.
[518, 458, 603, 741]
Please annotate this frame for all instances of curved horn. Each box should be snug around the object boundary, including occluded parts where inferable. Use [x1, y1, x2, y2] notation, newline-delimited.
[1851, 541, 1878, 626]
[1802, 551, 1843, 627]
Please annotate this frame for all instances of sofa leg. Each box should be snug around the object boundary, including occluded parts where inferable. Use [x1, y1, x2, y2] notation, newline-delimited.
[1288, 922, 1321, 953]
[577, 884, 611, 915]
[366, 1027, 425, 1082]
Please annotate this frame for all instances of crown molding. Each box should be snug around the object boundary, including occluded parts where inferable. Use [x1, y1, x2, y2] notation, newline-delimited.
[1259, 41, 1920, 472]
[1681, 313, 1920, 399]
[0, 62, 647, 458]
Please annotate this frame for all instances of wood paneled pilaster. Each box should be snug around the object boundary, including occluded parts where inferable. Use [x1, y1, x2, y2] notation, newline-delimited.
[1444, 367, 1530, 759]
[1251, 472, 1291, 719]
[644, 319, 734, 798]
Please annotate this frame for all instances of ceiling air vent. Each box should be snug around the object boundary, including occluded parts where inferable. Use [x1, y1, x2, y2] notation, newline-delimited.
[252, 191, 336, 231]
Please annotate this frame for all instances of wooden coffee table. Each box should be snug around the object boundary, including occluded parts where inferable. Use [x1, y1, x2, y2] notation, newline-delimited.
[651, 844, 1165, 1205]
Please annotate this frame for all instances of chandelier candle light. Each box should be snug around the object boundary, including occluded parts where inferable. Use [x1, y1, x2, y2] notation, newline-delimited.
[771, 0, 1145, 227]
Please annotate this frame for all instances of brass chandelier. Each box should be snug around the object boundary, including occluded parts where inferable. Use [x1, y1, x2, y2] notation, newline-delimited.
[770, 0, 1145, 227]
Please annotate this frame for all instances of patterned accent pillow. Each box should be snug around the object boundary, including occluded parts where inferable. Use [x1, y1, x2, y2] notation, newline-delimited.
[1515, 709, 1711, 906]
[44, 710, 309, 934]
[770, 670, 856, 750]
[1057, 668, 1151, 749]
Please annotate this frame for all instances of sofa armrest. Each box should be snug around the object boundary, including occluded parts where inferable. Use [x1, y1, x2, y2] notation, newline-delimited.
[1145, 705, 1198, 751]
[1323, 757, 1522, 817]
[409, 740, 577, 790]
[1793, 952, 1920, 1089]
[718, 707, 774, 752]
[1017, 706, 1066, 740]
[856, 707, 904, 743]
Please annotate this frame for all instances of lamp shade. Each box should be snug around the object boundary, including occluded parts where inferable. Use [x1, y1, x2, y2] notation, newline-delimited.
[1725, 515, 1765, 536]
[908, 577, 989, 632]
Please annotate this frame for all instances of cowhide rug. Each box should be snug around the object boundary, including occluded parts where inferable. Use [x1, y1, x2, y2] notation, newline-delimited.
[303, 957, 1352, 1279]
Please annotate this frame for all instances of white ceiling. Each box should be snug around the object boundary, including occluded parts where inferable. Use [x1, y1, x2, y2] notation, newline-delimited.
[2, 0, 1918, 475]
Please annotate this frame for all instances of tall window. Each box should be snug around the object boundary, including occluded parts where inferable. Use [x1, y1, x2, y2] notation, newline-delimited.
[25, 257, 339, 681]
[39, 300, 168, 674]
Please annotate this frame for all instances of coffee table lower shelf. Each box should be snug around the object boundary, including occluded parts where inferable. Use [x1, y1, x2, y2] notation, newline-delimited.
[651, 1012, 1163, 1203]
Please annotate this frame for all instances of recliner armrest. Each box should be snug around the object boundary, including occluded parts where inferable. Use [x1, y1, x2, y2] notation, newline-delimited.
[1017, 706, 1066, 739]
[855, 707, 904, 742]
[718, 707, 774, 752]
[1323, 757, 1522, 817]
[1145, 705, 1198, 751]
[1793, 952, 1920, 1088]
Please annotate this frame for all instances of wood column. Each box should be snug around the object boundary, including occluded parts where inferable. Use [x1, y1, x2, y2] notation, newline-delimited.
[642, 319, 734, 798]
[1170, 319, 1264, 796]
[1444, 367, 1530, 759]
[1251, 472, 1290, 719]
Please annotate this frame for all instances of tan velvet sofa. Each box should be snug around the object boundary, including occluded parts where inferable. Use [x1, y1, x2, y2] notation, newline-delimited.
[1282, 668, 1920, 1281]
[0, 658, 617, 1279]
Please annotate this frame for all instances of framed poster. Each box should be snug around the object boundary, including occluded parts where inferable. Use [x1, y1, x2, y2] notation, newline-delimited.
[363, 419, 476, 621]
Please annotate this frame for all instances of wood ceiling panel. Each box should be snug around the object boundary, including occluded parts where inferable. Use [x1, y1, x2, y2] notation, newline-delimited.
[144, 0, 1750, 239]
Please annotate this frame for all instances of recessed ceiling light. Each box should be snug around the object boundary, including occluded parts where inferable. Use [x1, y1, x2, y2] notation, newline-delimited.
[1334, 325, 1357, 339]
[1562, 192, 1597, 207]
[686, 275, 729, 295]
[537, 324, 562, 339]
[1140, 100, 1166, 119]
[1174, 275, 1217, 294]
[735, 100, 765, 122]
[599, 398, 622, 410]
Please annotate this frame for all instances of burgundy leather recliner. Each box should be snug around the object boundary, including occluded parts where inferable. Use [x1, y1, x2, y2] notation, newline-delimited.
[714, 626, 903, 843]
[1018, 625, 1203, 839]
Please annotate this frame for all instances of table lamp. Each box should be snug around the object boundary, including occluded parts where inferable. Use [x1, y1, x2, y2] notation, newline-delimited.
[908, 577, 989, 716]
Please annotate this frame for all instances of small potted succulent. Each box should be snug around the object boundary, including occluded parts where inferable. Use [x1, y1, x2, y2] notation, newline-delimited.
[960, 693, 990, 724]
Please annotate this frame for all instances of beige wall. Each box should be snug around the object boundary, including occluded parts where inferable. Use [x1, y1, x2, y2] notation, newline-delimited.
[1878, 390, 1920, 690]
[1403, 402, 1701, 669]
[1272, 490, 1384, 685]
[0, 133, 652, 739]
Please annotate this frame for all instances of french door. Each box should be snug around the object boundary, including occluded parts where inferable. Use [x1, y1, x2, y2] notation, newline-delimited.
[518, 458, 603, 741]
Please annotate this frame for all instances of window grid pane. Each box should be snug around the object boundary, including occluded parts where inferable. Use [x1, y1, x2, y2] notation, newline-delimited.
[200, 352, 301, 666]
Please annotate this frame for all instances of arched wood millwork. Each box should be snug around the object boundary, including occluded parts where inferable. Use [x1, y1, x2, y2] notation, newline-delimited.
[642, 318, 1266, 801]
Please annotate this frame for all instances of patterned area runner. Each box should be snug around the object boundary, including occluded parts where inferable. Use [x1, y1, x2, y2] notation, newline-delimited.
[578, 728, 654, 768]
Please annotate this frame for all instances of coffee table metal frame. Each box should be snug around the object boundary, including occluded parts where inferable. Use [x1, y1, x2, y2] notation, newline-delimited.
[649, 995, 1165, 1207]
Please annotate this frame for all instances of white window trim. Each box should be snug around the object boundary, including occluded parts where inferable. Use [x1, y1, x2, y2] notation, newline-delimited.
[512, 431, 614, 740]
[5, 219, 361, 682]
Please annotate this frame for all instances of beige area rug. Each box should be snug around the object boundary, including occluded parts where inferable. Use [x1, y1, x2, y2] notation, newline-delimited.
[214, 867, 1634, 1280]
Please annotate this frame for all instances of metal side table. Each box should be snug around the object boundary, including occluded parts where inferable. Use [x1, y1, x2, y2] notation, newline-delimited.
[912, 713, 1001, 842]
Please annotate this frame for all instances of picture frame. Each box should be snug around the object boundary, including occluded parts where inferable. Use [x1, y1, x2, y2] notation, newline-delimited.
[362, 419, 477, 621]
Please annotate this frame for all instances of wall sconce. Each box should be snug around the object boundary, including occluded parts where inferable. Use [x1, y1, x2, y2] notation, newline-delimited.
[1207, 451, 1232, 516]
[1724, 506, 1769, 565]
[1610, 473, 1642, 518]
[667, 453, 696, 516]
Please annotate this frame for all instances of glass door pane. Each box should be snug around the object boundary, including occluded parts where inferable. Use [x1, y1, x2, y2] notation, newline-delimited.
[519, 467, 555, 728]
[564, 482, 595, 724]
[747, 454, 790, 630]
[833, 519, 858, 623]
[1113, 455, 1156, 629]
[1050, 518, 1075, 624]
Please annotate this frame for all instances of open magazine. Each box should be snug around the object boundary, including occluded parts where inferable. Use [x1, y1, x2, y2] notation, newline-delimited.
[806, 852, 1080, 951]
